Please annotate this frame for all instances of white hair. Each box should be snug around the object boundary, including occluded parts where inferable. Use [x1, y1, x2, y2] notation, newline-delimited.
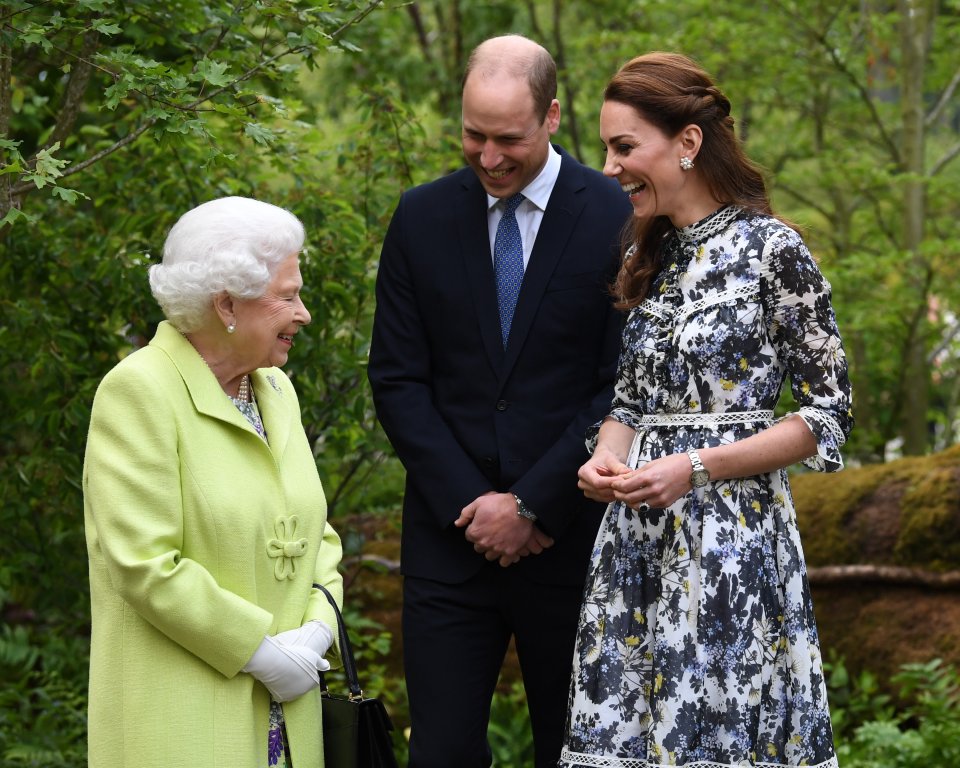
[149, 196, 305, 332]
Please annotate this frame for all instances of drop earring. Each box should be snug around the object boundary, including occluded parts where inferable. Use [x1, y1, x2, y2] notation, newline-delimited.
[680, 156, 694, 171]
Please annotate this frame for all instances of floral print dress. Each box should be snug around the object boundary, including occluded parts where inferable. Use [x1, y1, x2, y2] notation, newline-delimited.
[559, 206, 853, 768]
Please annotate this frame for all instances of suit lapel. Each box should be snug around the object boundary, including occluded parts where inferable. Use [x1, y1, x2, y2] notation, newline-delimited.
[457, 175, 506, 371]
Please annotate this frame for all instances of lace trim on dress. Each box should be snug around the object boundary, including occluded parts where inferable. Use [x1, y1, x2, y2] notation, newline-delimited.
[781, 406, 846, 472]
[635, 409, 774, 427]
[799, 405, 846, 448]
[641, 279, 758, 329]
[638, 297, 671, 322]
[559, 749, 840, 768]
[675, 284, 759, 326]
[675, 205, 743, 244]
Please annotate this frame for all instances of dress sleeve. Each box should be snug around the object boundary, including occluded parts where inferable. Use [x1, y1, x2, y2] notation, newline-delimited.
[760, 228, 854, 472]
[586, 306, 646, 453]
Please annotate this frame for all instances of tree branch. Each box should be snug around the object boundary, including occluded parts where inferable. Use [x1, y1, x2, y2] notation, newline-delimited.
[330, 0, 383, 42]
[0, 0, 57, 26]
[1, 32, 13, 224]
[772, 181, 833, 221]
[45, 27, 100, 152]
[340, 560, 960, 590]
[809, 564, 960, 590]
[11, 119, 154, 195]
[0, 24, 11, 139]
[180, 0, 386, 112]
[342, 553, 401, 574]
[550, 0, 582, 161]
[925, 64, 960, 128]
[405, 2, 433, 64]
[928, 316, 960, 364]
[770, 0, 901, 164]
[930, 140, 960, 177]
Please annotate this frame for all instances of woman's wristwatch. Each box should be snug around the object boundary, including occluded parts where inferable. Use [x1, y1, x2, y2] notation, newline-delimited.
[687, 449, 711, 488]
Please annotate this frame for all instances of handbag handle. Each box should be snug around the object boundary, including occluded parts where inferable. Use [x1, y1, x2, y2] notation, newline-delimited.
[312, 582, 364, 701]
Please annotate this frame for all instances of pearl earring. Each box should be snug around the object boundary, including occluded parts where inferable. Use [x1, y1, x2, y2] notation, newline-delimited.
[227, 323, 236, 334]
[680, 156, 694, 171]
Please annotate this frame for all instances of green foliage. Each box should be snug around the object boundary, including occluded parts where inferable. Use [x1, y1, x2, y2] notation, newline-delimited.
[3, 0, 960, 763]
[0, 1, 416, 762]
[837, 659, 960, 767]
[488, 680, 535, 767]
[0, 623, 89, 766]
[825, 652, 896, 739]
[333, 603, 410, 763]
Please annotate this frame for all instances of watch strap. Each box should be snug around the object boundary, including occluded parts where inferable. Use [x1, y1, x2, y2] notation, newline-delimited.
[513, 494, 537, 522]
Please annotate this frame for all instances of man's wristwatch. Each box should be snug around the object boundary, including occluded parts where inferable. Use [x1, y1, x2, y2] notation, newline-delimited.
[513, 494, 537, 522]
[687, 449, 710, 488]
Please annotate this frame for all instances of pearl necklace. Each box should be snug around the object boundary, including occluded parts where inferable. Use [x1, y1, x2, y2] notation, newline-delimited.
[230, 375, 267, 440]
[236, 374, 251, 403]
[178, 332, 264, 436]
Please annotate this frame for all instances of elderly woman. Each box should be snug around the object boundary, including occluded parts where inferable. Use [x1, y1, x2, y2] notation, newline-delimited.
[83, 196, 342, 768]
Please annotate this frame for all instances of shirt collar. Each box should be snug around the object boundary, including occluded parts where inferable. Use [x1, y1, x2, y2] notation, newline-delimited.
[486, 144, 561, 213]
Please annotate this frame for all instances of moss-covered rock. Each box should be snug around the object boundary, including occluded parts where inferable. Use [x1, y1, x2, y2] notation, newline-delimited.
[793, 444, 960, 687]
[794, 444, 960, 569]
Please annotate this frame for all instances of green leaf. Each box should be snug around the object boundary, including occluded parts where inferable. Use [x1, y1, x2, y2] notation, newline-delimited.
[92, 20, 122, 35]
[243, 122, 276, 145]
[196, 59, 232, 87]
[0, 206, 34, 228]
[51, 186, 89, 204]
[33, 142, 68, 181]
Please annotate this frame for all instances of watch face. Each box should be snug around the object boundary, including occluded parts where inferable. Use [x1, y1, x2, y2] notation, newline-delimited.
[691, 469, 710, 488]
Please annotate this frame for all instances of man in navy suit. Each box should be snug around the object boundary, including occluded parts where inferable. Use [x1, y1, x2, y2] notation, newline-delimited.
[368, 34, 631, 768]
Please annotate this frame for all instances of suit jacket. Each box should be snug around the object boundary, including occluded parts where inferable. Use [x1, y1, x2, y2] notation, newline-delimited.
[83, 320, 343, 768]
[368, 146, 632, 585]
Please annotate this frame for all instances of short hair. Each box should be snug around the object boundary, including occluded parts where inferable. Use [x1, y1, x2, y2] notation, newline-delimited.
[462, 35, 557, 123]
[149, 196, 305, 331]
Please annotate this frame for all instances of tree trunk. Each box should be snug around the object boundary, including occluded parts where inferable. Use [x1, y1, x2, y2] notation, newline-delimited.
[0, 34, 13, 226]
[898, 0, 935, 455]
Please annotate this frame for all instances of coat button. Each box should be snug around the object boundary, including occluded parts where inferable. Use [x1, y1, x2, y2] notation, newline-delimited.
[496, 400, 508, 411]
[483, 457, 495, 468]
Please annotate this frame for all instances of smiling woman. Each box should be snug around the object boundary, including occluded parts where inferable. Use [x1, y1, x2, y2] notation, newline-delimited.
[83, 196, 343, 768]
[559, 53, 853, 768]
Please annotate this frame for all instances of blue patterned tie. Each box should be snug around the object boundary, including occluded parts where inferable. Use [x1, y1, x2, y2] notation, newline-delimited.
[494, 193, 525, 347]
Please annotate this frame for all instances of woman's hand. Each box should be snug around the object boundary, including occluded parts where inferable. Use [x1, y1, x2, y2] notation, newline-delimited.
[273, 620, 334, 661]
[578, 444, 632, 502]
[243, 635, 327, 702]
[609, 451, 693, 511]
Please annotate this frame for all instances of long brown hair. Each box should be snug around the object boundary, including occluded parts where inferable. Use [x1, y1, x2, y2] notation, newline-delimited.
[606, 52, 778, 308]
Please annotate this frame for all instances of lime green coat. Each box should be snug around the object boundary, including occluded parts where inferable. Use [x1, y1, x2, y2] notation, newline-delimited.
[83, 321, 343, 768]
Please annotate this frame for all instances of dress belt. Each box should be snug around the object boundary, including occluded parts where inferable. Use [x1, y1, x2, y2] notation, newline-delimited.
[636, 409, 774, 427]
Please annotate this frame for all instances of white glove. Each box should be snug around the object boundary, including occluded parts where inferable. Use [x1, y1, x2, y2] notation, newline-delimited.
[242, 635, 324, 702]
[273, 620, 335, 665]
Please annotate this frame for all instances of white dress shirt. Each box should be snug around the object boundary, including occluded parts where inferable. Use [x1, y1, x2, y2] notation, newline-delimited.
[486, 144, 562, 269]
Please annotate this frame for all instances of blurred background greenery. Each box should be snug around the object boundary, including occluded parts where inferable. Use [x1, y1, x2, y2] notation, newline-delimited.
[3, 0, 960, 764]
